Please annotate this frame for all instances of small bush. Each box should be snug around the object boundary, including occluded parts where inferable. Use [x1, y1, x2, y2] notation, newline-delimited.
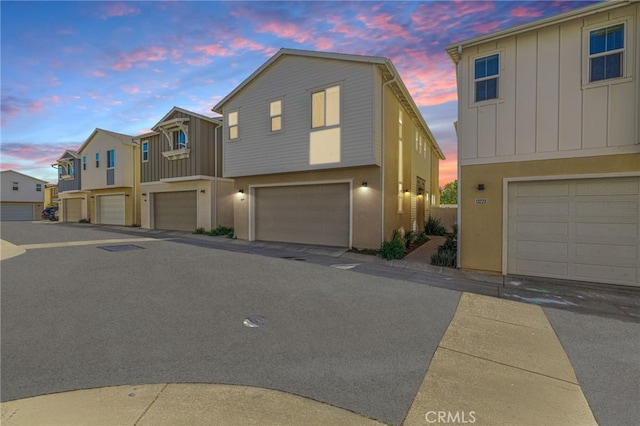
[379, 238, 406, 260]
[203, 226, 235, 238]
[431, 230, 457, 267]
[193, 227, 206, 235]
[79, 219, 90, 223]
[424, 216, 447, 236]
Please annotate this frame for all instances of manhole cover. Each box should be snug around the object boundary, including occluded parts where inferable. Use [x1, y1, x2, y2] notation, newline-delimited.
[243, 315, 268, 328]
[98, 245, 145, 252]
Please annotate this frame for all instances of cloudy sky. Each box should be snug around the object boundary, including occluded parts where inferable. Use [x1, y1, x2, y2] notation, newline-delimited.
[1, 0, 598, 185]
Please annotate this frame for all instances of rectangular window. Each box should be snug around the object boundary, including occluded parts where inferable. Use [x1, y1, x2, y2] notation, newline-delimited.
[36, 183, 42, 192]
[312, 85, 339, 129]
[82, 155, 86, 170]
[474, 54, 499, 102]
[173, 131, 186, 149]
[142, 142, 149, 162]
[228, 111, 238, 140]
[589, 24, 624, 82]
[270, 100, 282, 132]
[107, 149, 115, 168]
[12, 181, 18, 191]
[69, 164, 74, 176]
[95, 152, 100, 168]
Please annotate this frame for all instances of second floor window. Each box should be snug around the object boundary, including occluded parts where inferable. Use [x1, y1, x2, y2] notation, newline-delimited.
[589, 23, 624, 82]
[95, 152, 100, 168]
[270, 100, 282, 132]
[82, 155, 86, 170]
[312, 85, 340, 129]
[142, 142, 149, 162]
[173, 131, 186, 149]
[107, 149, 115, 168]
[228, 111, 238, 140]
[474, 54, 499, 102]
[36, 183, 42, 192]
[12, 181, 18, 191]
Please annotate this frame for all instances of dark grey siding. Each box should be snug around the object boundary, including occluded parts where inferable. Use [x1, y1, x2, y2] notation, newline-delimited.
[221, 55, 378, 178]
[58, 158, 82, 192]
[141, 111, 222, 183]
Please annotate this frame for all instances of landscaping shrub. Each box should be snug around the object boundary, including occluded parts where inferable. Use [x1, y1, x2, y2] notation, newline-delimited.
[193, 227, 206, 235]
[379, 229, 407, 260]
[424, 216, 447, 236]
[431, 229, 457, 267]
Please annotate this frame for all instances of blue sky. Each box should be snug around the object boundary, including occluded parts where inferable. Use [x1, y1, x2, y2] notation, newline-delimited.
[1, 0, 598, 185]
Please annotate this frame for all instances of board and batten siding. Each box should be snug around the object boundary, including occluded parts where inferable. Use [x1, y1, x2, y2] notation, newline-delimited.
[140, 112, 222, 183]
[222, 55, 379, 178]
[458, 2, 639, 165]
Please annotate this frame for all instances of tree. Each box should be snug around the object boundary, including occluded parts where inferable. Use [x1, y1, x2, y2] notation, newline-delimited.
[440, 180, 458, 205]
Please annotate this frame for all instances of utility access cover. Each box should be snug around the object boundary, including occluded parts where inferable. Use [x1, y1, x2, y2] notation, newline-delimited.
[243, 315, 268, 328]
[98, 245, 145, 252]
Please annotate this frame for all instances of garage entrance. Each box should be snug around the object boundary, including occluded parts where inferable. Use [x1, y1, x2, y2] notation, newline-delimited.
[153, 191, 197, 232]
[97, 194, 125, 225]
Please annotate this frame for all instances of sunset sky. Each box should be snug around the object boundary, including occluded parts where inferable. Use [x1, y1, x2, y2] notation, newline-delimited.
[1, 0, 598, 186]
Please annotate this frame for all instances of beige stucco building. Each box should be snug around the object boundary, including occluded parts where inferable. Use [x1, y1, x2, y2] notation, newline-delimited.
[213, 49, 444, 249]
[447, 0, 640, 286]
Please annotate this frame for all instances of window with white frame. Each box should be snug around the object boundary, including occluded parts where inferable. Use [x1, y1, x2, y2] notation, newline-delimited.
[107, 149, 115, 168]
[172, 131, 186, 150]
[474, 53, 499, 102]
[311, 85, 340, 129]
[398, 109, 404, 214]
[142, 141, 149, 162]
[228, 111, 239, 140]
[270, 100, 282, 132]
[36, 183, 42, 192]
[589, 23, 624, 82]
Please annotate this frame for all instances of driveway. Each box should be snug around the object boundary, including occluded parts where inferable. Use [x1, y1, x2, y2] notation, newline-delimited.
[1, 221, 638, 425]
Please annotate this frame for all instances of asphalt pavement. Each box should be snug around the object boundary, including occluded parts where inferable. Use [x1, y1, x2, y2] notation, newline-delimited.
[1, 221, 639, 425]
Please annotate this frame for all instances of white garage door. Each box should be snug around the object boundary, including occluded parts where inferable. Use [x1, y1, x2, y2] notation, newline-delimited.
[64, 198, 83, 222]
[153, 191, 197, 232]
[97, 194, 125, 225]
[0, 203, 34, 221]
[254, 183, 350, 247]
[508, 177, 639, 287]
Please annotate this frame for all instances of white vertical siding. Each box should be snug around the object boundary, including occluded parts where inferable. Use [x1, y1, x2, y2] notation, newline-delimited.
[558, 19, 583, 151]
[515, 32, 537, 155]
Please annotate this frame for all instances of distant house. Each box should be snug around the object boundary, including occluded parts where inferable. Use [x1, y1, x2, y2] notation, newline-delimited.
[446, 0, 639, 286]
[0, 170, 46, 221]
[54, 150, 89, 222]
[74, 128, 140, 226]
[44, 184, 58, 207]
[135, 106, 233, 232]
[213, 48, 444, 249]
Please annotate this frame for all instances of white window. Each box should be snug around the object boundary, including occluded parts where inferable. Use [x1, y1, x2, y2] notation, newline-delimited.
[228, 111, 238, 140]
[474, 53, 499, 102]
[270, 100, 282, 132]
[173, 131, 186, 149]
[589, 23, 624, 82]
[142, 142, 149, 162]
[311, 85, 339, 129]
[398, 110, 404, 214]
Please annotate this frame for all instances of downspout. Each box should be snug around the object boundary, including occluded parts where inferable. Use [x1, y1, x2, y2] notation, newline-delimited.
[213, 122, 220, 228]
[381, 74, 397, 244]
[456, 45, 462, 270]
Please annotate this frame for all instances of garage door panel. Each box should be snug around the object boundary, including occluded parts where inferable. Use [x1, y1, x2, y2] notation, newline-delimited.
[0, 204, 34, 221]
[154, 191, 197, 232]
[65, 199, 83, 222]
[509, 177, 640, 287]
[255, 184, 349, 247]
[97, 195, 125, 225]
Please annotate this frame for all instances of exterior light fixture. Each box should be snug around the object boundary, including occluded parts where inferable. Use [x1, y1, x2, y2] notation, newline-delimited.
[200, 189, 205, 193]
[405, 189, 409, 193]
[238, 189, 244, 194]
[361, 182, 367, 187]
[477, 184, 485, 191]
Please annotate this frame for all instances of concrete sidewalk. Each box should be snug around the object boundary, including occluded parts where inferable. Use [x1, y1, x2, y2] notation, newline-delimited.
[0, 293, 595, 426]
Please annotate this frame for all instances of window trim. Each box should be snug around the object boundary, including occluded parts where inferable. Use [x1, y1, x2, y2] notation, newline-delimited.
[228, 110, 239, 141]
[583, 18, 633, 88]
[269, 99, 283, 133]
[82, 155, 87, 170]
[36, 183, 42, 192]
[468, 50, 504, 107]
[107, 149, 115, 169]
[95, 152, 100, 168]
[12, 181, 19, 191]
[473, 53, 500, 103]
[142, 141, 149, 162]
[311, 84, 340, 130]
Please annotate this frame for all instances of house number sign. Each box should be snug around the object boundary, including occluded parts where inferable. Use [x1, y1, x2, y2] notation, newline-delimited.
[475, 198, 487, 204]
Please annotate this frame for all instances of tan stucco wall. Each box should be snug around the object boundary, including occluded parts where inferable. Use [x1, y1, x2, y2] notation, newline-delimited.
[90, 187, 136, 226]
[58, 192, 90, 222]
[460, 153, 640, 273]
[232, 166, 382, 249]
[140, 178, 234, 230]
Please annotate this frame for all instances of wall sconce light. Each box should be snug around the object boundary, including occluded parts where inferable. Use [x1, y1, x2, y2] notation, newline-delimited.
[361, 182, 367, 187]
[238, 189, 244, 194]
[477, 184, 485, 191]
[142, 193, 147, 196]
[404, 189, 409, 193]
[418, 191, 422, 196]
[200, 189, 205, 193]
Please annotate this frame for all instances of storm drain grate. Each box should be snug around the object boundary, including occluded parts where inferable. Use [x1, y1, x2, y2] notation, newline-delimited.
[98, 244, 146, 252]
[243, 315, 268, 328]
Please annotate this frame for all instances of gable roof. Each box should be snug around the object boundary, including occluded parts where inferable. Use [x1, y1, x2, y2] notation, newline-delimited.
[56, 150, 79, 161]
[153, 106, 221, 130]
[445, 0, 631, 64]
[76, 128, 136, 155]
[212, 48, 445, 160]
[1, 169, 48, 184]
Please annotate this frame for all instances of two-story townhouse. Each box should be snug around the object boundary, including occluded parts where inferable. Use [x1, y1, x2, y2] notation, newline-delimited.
[54, 150, 89, 222]
[213, 48, 444, 249]
[44, 184, 58, 207]
[135, 106, 233, 232]
[446, 0, 640, 287]
[0, 170, 46, 221]
[75, 128, 141, 226]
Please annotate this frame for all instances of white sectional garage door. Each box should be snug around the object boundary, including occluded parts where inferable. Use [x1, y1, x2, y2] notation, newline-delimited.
[0, 203, 34, 221]
[97, 194, 125, 225]
[153, 191, 197, 232]
[254, 183, 350, 247]
[64, 199, 83, 222]
[507, 177, 639, 287]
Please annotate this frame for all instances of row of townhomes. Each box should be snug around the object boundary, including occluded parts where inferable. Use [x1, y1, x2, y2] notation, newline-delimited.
[53, 48, 445, 251]
[48, 0, 640, 288]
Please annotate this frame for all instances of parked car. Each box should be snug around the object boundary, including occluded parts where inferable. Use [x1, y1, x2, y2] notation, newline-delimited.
[42, 206, 58, 220]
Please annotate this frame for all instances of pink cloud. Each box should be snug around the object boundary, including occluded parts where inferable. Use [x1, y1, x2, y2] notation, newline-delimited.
[393, 50, 458, 107]
[356, 11, 415, 41]
[255, 21, 313, 44]
[230, 37, 265, 52]
[511, 5, 544, 19]
[453, 0, 495, 16]
[315, 37, 334, 51]
[473, 21, 502, 34]
[439, 159, 458, 186]
[91, 70, 107, 77]
[112, 46, 168, 70]
[99, 2, 141, 19]
[193, 43, 233, 57]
